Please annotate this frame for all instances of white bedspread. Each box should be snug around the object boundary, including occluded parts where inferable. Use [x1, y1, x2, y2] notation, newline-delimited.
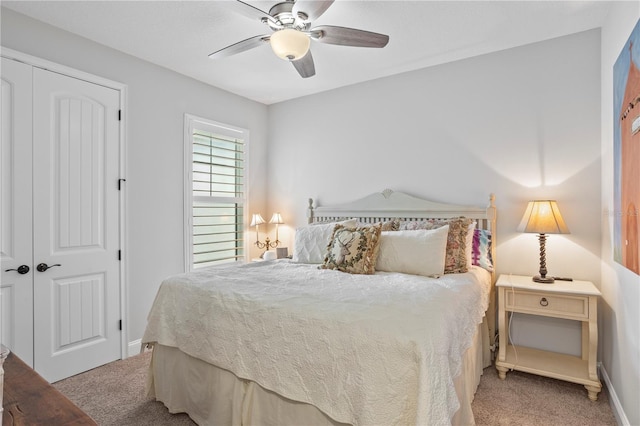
[142, 261, 491, 426]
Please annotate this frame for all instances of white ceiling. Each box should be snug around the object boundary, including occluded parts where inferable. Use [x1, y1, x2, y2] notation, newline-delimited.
[2, 0, 613, 105]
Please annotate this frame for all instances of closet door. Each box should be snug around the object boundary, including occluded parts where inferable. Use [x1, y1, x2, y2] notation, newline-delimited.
[32, 68, 122, 382]
[0, 58, 34, 367]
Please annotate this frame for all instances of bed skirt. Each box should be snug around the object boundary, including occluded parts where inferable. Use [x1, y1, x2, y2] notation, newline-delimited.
[145, 318, 490, 426]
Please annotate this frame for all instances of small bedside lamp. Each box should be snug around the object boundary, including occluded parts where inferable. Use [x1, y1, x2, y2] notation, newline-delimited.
[250, 213, 266, 245]
[517, 200, 570, 283]
[250, 212, 284, 252]
[269, 212, 284, 243]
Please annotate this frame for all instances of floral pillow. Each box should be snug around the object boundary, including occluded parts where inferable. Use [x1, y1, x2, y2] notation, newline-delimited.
[321, 224, 382, 275]
[399, 217, 474, 274]
[442, 218, 474, 273]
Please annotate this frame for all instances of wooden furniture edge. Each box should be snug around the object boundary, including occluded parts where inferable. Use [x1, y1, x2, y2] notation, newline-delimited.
[2, 352, 97, 425]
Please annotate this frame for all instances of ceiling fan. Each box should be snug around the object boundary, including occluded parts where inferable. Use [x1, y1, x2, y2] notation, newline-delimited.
[209, 0, 390, 78]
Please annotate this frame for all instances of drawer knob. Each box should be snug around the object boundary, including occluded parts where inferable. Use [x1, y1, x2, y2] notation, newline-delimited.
[540, 297, 549, 307]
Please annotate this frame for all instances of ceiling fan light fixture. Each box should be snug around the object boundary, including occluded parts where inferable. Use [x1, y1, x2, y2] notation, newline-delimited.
[270, 28, 310, 61]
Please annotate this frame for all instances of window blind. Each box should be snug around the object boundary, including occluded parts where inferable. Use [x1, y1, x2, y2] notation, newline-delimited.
[191, 129, 245, 267]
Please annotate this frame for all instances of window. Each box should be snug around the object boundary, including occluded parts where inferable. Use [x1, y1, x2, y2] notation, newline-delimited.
[184, 115, 248, 269]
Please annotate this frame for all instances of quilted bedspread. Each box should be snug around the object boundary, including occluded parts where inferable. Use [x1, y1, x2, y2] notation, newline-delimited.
[142, 261, 491, 426]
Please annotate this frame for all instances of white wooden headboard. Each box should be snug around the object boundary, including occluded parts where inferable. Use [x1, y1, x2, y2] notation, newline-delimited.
[307, 188, 496, 276]
[310, 186, 494, 226]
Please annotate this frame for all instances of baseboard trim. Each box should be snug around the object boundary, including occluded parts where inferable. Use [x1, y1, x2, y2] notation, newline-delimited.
[599, 362, 630, 426]
[127, 339, 143, 357]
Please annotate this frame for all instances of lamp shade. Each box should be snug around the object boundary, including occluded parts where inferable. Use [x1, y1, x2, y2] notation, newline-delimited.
[517, 200, 569, 234]
[250, 213, 266, 227]
[269, 212, 284, 225]
[270, 28, 310, 61]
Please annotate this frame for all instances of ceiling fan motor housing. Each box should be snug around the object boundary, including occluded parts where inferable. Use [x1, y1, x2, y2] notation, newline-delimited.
[266, 1, 310, 31]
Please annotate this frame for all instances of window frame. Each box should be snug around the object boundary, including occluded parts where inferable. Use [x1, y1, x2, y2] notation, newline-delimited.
[183, 114, 249, 271]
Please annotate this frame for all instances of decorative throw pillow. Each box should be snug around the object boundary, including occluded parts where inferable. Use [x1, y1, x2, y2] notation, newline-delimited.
[375, 227, 449, 277]
[293, 219, 357, 264]
[321, 224, 382, 274]
[440, 217, 473, 274]
[399, 217, 474, 274]
[472, 228, 494, 271]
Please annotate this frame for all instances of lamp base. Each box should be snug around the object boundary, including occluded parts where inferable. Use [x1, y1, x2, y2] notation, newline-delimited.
[533, 275, 555, 284]
[262, 250, 277, 261]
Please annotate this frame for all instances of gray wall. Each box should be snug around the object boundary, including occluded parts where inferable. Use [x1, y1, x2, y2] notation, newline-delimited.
[600, 2, 640, 425]
[1, 8, 269, 345]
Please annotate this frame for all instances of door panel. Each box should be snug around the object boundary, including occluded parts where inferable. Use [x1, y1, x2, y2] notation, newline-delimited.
[0, 58, 34, 366]
[55, 274, 105, 349]
[55, 97, 105, 251]
[32, 68, 121, 383]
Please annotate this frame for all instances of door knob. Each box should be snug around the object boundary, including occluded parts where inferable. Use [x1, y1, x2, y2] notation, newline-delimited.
[36, 263, 61, 272]
[5, 265, 30, 274]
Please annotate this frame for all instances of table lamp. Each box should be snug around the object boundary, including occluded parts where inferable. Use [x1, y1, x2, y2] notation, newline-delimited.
[250, 212, 284, 259]
[517, 200, 570, 283]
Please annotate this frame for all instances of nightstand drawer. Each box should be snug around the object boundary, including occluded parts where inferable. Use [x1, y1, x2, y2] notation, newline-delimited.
[505, 290, 589, 320]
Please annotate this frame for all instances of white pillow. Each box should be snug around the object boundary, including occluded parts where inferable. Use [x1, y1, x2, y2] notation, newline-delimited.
[293, 219, 357, 264]
[375, 226, 449, 277]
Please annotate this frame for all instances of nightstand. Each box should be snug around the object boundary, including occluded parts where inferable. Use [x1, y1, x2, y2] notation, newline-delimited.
[495, 274, 602, 400]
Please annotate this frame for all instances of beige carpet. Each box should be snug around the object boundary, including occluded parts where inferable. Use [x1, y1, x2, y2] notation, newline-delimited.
[54, 351, 195, 426]
[472, 367, 617, 426]
[53, 352, 617, 425]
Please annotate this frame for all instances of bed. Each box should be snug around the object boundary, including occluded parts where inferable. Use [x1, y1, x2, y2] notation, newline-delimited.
[142, 189, 497, 426]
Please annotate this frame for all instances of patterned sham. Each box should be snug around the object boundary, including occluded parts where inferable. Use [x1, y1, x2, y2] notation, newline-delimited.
[321, 224, 382, 275]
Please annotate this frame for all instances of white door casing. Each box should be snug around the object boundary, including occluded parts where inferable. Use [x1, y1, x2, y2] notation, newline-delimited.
[0, 58, 34, 367]
[32, 68, 122, 383]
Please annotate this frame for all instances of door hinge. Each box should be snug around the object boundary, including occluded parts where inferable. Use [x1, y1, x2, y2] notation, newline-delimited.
[118, 178, 126, 190]
[118, 109, 122, 121]
[119, 320, 122, 331]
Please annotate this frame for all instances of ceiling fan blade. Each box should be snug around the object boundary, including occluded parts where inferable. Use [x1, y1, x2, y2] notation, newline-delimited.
[310, 25, 389, 48]
[209, 35, 270, 59]
[292, 0, 334, 22]
[292, 50, 316, 78]
[233, 0, 277, 25]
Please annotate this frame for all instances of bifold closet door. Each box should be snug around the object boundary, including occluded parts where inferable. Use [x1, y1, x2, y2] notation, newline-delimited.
[1, 57, 122, 382]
